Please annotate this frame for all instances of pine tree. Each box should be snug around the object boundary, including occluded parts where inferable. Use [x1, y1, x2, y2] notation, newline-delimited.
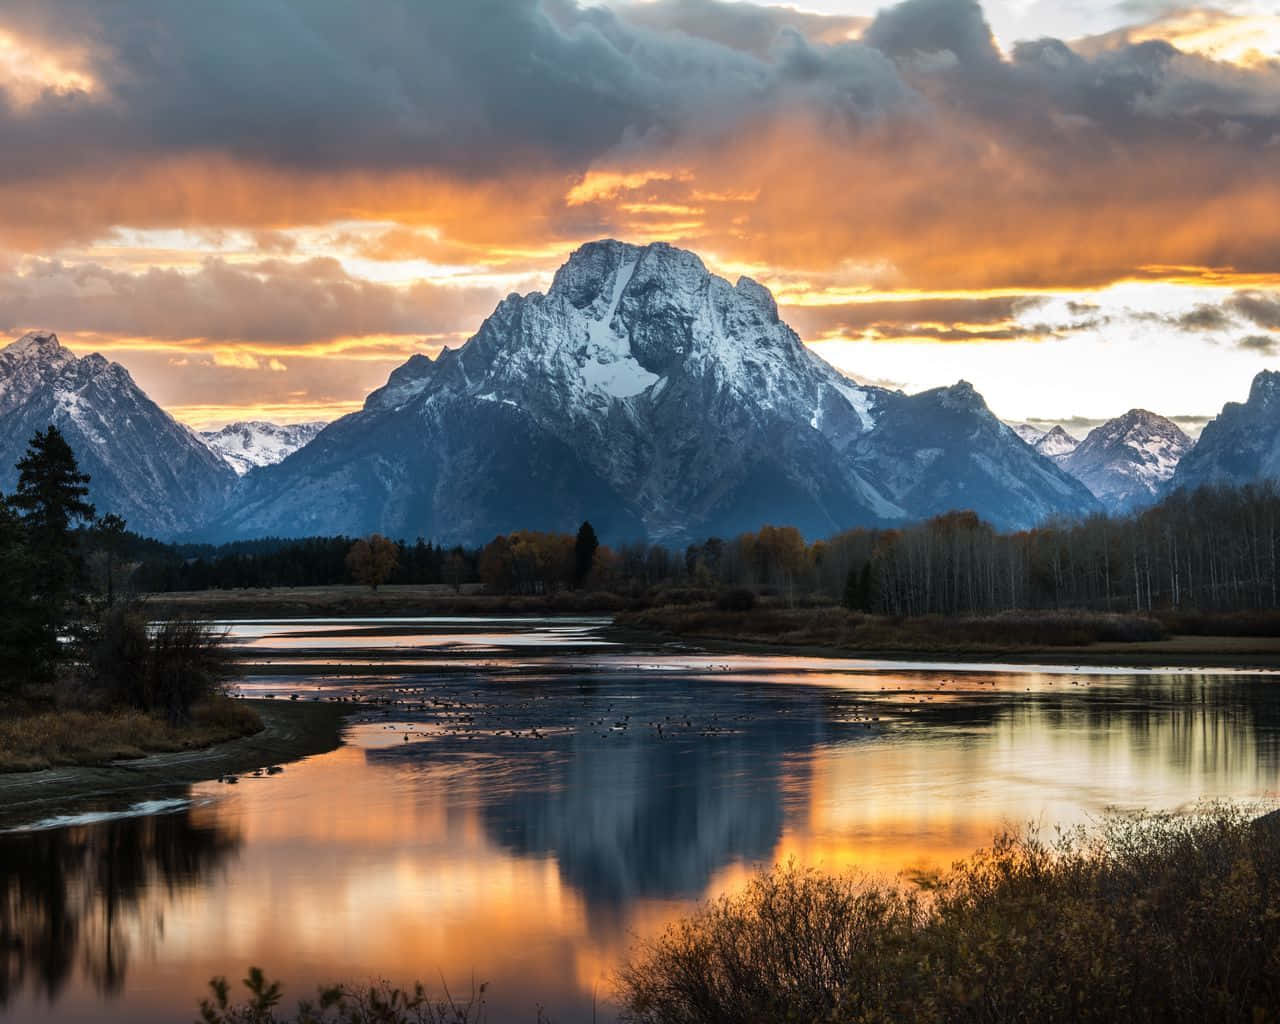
[574, 521, 599, 588]
[11, 426, 95, 658]
[0, 496, 43, 690]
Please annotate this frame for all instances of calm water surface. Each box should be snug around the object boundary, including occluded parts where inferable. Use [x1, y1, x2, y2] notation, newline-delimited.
[3, 616, 1280, 1022]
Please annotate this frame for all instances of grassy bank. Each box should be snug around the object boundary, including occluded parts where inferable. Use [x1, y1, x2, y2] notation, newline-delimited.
[0, 699, 350, 823]
[0, 696, 263, 773]
[617, 603, 1170, 650]
[142, 583, 633, 619]
[615, 602, 1280, 664]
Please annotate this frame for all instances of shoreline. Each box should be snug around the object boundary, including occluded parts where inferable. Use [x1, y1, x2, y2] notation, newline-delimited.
[0, 698, 351, 824]
[610, 625, 1280, 669]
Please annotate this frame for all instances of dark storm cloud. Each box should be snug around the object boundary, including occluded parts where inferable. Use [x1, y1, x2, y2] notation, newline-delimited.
[3, 0, 1279, 184]
[0, 0, 908, 183]
[1, 0, 1279, 290]
[0, 258, 498, 342]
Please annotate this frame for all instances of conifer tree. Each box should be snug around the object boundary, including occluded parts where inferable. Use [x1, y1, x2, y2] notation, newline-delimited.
[11, 426, 94, 658]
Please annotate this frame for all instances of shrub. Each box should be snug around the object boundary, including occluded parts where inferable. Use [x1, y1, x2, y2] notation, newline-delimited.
[88, 606, 236, 724]
[197, 968, 549, 1024]
[620, 807, 1280, 1024]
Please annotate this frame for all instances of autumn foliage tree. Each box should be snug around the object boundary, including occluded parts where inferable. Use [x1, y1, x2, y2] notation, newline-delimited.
[345, 534, 399, 590]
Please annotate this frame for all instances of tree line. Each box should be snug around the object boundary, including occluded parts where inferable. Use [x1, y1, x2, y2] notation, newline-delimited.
[21, 425, 1280, 617]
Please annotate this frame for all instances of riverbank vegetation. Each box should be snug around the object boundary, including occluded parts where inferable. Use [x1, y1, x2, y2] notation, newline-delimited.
[620, 807, 1280, 1023]
[195, 808, 1280, 1024]
[126, 482, 1280, 627]
[0, 427, 255, 773]
[0, 699, 261, 772]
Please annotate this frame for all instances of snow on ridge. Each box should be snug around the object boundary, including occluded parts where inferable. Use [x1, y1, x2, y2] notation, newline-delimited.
[201, 420, 327, 475]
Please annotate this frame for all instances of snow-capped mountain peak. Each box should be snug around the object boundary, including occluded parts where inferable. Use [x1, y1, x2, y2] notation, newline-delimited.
[1059, 408, 1190, 512]
[201, 420, 327, 475]
[0, 331, 235, 536]
[212, 239, 1100, 543]
[1034, 425, 1080, 458]
[1010, 422, 1046, 445]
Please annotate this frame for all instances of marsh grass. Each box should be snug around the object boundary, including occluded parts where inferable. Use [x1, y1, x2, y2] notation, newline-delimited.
[0, 697, 262, 772]
[619, 806, 1280, 1023]
[617, 605, 1168, 651]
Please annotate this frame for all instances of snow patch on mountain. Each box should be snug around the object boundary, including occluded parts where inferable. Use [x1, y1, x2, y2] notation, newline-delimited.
[201, 420, 328, 475]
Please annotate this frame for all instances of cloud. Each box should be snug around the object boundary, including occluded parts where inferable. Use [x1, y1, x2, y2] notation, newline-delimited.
[0, 0, 1273, 291]
[1174, 304, 1234, 331]
[0, 256, 500, 344]
[1237, 333, 1278, 354]
[1228, 290, 1280, 329]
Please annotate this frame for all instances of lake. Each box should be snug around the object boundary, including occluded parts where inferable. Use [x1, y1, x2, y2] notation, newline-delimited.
[3, 616, 1279, 1022]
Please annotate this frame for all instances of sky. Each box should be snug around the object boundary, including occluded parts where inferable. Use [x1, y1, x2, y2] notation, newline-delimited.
[0, 0, 1278, 432]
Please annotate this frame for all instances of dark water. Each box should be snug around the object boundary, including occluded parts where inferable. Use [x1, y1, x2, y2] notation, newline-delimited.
[3, 617, 1279, 1022]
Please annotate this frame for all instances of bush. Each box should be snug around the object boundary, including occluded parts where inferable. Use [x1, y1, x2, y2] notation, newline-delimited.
[197, 968, 548, 1024]
[715, 587, 757, 612]
[89, 606, 236, 723]
[620, 807, 1280, 1023]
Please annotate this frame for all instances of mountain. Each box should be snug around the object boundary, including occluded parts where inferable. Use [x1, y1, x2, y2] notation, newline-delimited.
[201, 420, 327, 476]
[1034, 426, 1080, 459]
[1010, 423, 1045, 445]
[1058, 409, 1191, 513]
[211, 240, 1099, 544]
[0, 332, 236, 537]
[1168, 371, 1280, 494]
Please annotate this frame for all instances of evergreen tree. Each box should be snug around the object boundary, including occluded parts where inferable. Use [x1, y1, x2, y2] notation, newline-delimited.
[0, 496, 43, 690]
[11, 427, 94, 658]
[574, 520, 599, 587]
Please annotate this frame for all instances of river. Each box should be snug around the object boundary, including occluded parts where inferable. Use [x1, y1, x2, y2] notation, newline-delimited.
[2, 616, 1279, 1022]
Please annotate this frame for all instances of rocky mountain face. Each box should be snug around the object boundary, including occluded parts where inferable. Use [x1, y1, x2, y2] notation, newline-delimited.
[1169, 371, 1280, 495]
[1058, 410, 1191, 513]
[201, 420, 327, 476]
[1034, 426, 1080, 459]
[0, 332, 236, 537]
[213, 240, 1099, 544]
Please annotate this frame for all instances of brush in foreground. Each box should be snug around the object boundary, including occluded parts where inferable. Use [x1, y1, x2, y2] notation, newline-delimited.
[619, 806, 1280, 1023]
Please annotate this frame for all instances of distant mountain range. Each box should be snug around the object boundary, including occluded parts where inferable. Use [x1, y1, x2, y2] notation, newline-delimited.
[0, 240, 1276, 542]
[201, 420, 327, 476]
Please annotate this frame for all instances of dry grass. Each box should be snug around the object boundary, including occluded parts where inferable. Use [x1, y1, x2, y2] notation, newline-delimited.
[617, 604, 1168, 651]
[620, 807, 1280, 1024]
[0, 697, 263, 773]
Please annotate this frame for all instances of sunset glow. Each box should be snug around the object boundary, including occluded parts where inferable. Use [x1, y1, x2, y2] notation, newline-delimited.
[0, 0, 1276, 431]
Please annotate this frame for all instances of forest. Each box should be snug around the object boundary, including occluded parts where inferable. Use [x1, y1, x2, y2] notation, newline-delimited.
[121, 481, 1280, 616]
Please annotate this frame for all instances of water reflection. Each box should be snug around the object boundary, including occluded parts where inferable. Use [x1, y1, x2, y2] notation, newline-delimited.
[0, 806, 238, 1009]
[3, 620, 1280, 1023]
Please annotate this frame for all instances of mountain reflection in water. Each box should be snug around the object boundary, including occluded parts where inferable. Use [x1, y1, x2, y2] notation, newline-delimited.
[2, 619, 1279, 1023]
